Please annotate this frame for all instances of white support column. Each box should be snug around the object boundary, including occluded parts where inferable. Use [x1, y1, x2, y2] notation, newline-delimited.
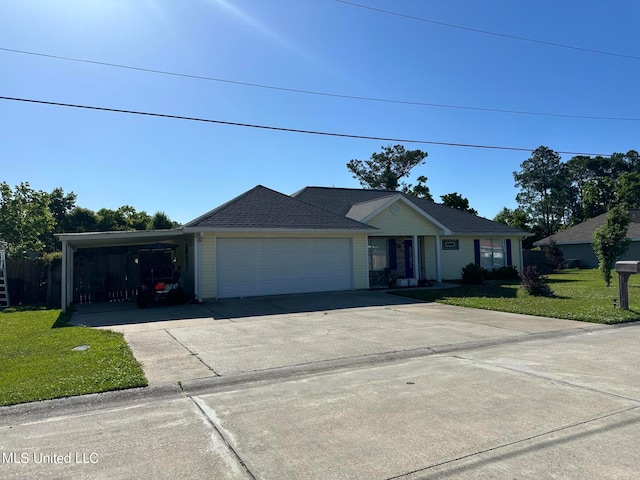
[412, 235, 419, 280]
[365, 236, 371, 289]
[519, 239, 524, 272]
[67, 246, 74, 309]
[435, 235, 442, 282]
[61, 241, 68, 312]
[194, 233, 202, 302]
[60, 242, 74, 312]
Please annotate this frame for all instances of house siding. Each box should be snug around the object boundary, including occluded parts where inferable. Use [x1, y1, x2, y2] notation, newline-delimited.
[440, 237, 476, 280]
[352, 234, 368, 289]
[422, 236, 437, 280]
[439, 236, 523, 280]
[367, 202, 443, 236]
[560, 241, 640, 269]
[200, 234, 217, 299]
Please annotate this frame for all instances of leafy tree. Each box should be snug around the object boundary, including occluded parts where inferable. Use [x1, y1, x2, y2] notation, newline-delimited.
[62, 207, 99, 233]
[514, 146, 570, 237]
[615, 171, 640, 209]
[150, 211, 179, 229]
[347, 145, 427, 190]
[0, 182, 55, 257]
[402, 175, 433, 200]
[592, 206, 631, 287]
[48, 188, 77, 232]
[493, 207, 530, 231]
[565, 150, 640, 224]
[117, 205, 152, 230]
[440, 192, 478, 215]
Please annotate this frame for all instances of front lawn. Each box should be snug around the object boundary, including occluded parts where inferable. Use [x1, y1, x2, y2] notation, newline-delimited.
[394, 269, 640, 324]
[0, 308, 147, 406]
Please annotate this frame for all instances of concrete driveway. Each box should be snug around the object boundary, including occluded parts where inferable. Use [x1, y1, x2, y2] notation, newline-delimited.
[2, 291, 640, 479]
[70, 290, 606, 385]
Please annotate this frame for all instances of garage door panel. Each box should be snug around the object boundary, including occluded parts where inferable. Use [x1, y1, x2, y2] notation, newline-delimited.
[216, 238, 352, 298]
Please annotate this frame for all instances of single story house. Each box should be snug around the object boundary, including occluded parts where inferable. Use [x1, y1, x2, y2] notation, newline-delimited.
[534, 210, 640, 268]
[57, 185, 528, 312]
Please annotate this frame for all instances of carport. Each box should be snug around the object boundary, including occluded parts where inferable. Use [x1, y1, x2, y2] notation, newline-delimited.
[57, 229, 193, 312]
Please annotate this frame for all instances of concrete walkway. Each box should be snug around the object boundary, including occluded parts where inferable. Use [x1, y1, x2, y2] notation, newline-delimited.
[2, 292, 639, 479]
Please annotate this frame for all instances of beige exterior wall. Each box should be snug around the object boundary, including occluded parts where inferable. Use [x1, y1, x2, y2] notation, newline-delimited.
[200, 234, 216, 299]
[422, 236, 437, 280]
[198, 231, 368, 298]
[440, 237, 476, 280]
[367, 202, 443, 236]
[352, 234, 369, 289]
[439, 236, 524, 280]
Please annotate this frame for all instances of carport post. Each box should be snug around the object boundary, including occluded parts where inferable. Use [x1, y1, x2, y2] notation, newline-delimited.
[194, 232, 203, 302]
[61, 241, 73, 313]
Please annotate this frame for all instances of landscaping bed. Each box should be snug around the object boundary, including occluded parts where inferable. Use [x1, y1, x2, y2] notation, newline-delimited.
[394, 269, 640, 324]
[0, 308, 147, 406]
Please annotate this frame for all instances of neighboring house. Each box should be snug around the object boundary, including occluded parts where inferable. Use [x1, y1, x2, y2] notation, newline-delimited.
[57, 185, 528, 311]
[534, 210, 640, 268]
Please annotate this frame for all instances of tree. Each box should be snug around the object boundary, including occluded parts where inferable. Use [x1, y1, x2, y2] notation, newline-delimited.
[0, 182, 55, 257]
[347, 145, 427, 190]
[402, 175, 433, 200]
[62, 207, 99, 233]
[592, 206, 631, 287]
[615, 171, 640, 209]
[493, 207, 530, 231]
[150, 211, 178, 229]
[514, 146, 570, 238]
[440, 192, 477, 215]
[545, 239, 564, 271]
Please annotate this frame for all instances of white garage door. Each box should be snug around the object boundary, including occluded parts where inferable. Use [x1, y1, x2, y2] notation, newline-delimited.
[216, 238, 353, 298]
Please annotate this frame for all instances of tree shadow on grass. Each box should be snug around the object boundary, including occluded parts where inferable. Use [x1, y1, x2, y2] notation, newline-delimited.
[396, 284, 518, 303]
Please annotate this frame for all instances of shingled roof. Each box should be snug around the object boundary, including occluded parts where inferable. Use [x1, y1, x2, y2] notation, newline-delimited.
[183, 185, 375, 230]
[292, 186, 526, 235]
[535, 210, 640, 246]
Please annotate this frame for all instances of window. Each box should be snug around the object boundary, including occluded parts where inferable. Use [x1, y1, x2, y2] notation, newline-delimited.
[368, 238, 388, 271]
[442, 239, 459, 251]
[184, 242, 190, 273]
[480, 239, 505, 270]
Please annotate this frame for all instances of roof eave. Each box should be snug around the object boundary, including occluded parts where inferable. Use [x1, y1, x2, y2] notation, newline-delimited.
[181, 227, 377, 234]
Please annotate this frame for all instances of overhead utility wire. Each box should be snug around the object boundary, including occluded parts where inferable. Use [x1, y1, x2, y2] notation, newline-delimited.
[0, 96, 608, 156]
[335, 0, 640, 62]
[1, 47, 638, 122]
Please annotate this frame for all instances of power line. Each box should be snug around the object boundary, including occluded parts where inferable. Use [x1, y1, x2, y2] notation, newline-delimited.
[2, 47, 639, 122]
[335, 0, 640, 62]
[0, 95, 609, 156]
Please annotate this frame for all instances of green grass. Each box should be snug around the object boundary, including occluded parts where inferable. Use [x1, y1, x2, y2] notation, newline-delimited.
[394, 269, 640, 324]
[0, 307, 147, 406]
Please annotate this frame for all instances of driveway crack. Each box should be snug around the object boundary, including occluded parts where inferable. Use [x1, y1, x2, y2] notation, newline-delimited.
[164, 329, 220, 376]
[188, 396, 257, 480]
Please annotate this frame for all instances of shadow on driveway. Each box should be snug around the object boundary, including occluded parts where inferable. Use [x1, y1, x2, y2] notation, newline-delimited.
[68, 288, 456, 327]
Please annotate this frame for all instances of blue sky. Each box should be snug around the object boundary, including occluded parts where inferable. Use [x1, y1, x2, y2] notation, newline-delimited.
[2, 0, 639, 225]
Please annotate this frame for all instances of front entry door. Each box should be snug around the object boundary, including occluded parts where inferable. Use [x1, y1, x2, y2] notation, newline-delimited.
[404, 240, 414, 278]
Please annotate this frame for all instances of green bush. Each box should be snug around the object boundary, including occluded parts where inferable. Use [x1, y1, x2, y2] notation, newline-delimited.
[461, 263, 484, 285]
[485, 265, 520, 280]
[521, 265, 553, 297]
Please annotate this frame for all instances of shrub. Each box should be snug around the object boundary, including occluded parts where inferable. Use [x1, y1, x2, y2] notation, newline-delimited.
[545, 239, 565, 271]
[461, 263, 484, 285]
[485, 265, 520, 280]
[521, 265, 553, 297]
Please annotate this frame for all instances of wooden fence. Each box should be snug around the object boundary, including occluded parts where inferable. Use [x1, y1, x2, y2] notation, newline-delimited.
[6, 259, 62, 307]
